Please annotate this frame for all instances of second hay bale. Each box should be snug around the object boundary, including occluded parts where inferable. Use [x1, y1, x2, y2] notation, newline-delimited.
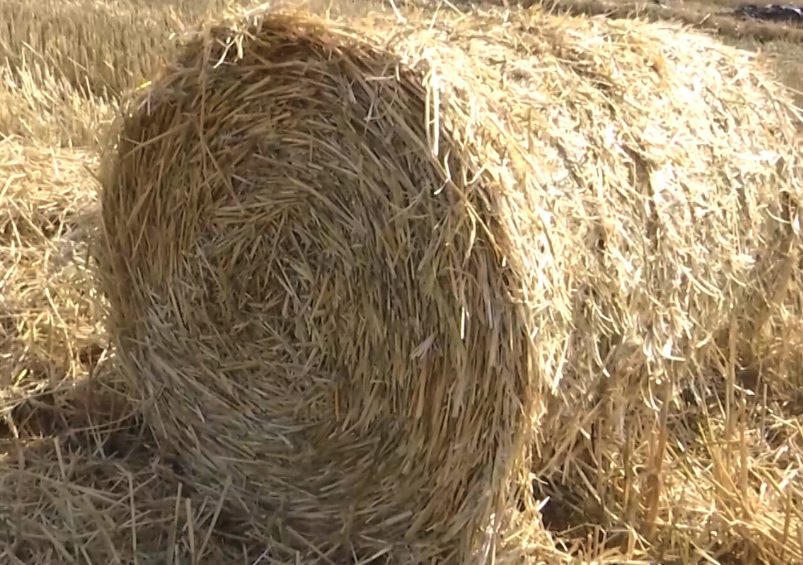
[99, 5, 803, 563]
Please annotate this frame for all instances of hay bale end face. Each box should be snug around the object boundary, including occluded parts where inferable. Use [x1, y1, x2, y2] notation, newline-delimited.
[100, 11, 537, 563]
[100, 6, 803, 563]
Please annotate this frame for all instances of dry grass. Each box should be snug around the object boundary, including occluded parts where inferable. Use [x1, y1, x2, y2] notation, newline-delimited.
[0, 0, 253, 147]
[0, 0, 237, 97]
[0, 140, 103, 391]
[0, 65, 116, 148]
[1, 1, 803, 564]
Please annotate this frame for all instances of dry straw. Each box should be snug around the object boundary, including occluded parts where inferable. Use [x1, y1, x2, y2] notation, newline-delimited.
[0, 139, 104, 396]
[0, 0, 236, 99]
[99, 3, 803, 563]
[0, 0, 252, 146]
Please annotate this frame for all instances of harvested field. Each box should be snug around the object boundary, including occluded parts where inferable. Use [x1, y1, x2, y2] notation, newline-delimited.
[0, 0, 249, 146]
[1, 1, 803, 564]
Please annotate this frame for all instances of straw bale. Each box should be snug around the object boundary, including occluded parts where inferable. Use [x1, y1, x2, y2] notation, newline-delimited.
[99, 4, 803, 563]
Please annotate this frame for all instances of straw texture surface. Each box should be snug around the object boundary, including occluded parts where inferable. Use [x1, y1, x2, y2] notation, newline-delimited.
[99, 5, 803, 563]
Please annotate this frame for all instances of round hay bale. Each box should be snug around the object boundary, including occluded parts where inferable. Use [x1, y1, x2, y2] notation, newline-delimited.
[100, 10, 542, 563]
[99, 5, 803, 563]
